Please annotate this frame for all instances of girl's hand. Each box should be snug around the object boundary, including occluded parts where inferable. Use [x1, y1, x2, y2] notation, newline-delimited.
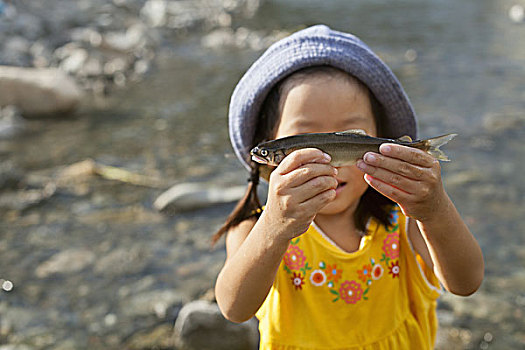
[264, 148, 338, 240]
[357, 143, 447, 222]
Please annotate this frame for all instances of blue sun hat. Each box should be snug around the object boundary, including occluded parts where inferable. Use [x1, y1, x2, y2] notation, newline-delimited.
[229, 24, 418, 171]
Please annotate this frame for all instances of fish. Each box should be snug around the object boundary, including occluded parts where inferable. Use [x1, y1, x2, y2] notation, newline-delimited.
[250, 129, 457, 168]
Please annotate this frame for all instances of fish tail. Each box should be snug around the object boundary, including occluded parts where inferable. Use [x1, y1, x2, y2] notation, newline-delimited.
[425, 133, 457, 161]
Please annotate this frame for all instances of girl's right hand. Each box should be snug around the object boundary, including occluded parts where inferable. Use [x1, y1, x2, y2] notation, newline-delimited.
[263, 148, 338, 240]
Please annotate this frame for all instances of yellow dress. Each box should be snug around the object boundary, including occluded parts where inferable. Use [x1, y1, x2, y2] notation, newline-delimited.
[256, 207, 442, 350]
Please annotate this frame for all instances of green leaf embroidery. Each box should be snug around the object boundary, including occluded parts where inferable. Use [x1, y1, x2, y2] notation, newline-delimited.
[284, 265, 292, 274]
[330, 289, 339, 296]
[291, 238, 300, 245]
[388, 224, 399, 233]
[300, 262, 312, 275]
[332, 297, 339, 302]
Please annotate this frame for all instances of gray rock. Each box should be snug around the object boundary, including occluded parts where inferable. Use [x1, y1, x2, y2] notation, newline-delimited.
[0, 105, 25, 138]
[0, 183, 56, 211]
[0, 66, 83, 117]
[94, 246, 150, 277]
[154, 183, 246, 212]
[121, 290, 185, 319]
[35, 248, 96, 278]
[0, 160, 23, 189]
[174, 300, 258, 350]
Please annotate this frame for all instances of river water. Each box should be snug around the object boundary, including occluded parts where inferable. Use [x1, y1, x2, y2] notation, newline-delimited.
[1, 0, 524, 348]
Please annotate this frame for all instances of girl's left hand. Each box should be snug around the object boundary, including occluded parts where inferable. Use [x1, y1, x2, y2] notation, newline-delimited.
[356, 143, 447, 222]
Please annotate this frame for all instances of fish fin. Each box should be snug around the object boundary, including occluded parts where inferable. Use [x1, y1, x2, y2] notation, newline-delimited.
[336, 129, 367, 136]
[425, 133, 458, 161]
[397, 135, 413, 142]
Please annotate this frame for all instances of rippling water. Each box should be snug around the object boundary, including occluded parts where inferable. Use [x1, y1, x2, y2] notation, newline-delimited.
[1, 0, 524, 348]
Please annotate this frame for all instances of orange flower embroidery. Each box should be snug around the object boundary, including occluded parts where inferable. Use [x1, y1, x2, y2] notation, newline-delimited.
[357, 264, 373, 283]
[326, 264, 342, 283]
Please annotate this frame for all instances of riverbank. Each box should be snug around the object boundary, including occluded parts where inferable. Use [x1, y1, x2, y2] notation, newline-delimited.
[1, 0, 524, 349]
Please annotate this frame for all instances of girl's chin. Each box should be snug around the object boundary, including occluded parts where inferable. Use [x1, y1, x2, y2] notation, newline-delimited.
[318, 197, 354, 216]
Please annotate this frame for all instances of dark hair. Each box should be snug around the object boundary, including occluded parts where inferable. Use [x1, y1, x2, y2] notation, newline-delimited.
[212, 66, 394, 244]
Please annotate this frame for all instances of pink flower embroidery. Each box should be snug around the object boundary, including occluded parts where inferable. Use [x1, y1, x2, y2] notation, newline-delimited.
[339, 280, 363, 304]
[389, 261, 400, 278]
[382, 233, 399, 260]
[291, 272, 305, 290]
[283, 245, 306, 270]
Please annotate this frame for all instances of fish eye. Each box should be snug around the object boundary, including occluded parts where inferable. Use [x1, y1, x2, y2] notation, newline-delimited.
[260, 149, 268, 157]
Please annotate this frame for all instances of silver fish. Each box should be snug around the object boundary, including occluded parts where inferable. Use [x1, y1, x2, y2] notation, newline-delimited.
[251, 129, 457, 167]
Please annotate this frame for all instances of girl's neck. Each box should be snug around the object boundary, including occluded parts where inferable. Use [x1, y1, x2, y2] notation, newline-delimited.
[314, 203, 363, 253]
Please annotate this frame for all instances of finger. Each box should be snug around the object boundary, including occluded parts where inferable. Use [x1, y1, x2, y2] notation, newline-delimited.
[276, 148, 331, 175]
[284, 163, 338, 188]
[357, 161, 418, 194]
[379, 144, 435, 168]
[294, 175, 338, 203]
[360, 153, 427, 181]
[363, 174, 411, 204]
[299, 188, 337, 213]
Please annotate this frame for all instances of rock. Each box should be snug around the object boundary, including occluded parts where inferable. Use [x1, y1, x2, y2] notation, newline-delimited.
[483, 112, 525, 133]
[174, 300, 258, 350]
[153, 183, 246, 212]
[140, 0, 168, 27]
[121, 290, 185, 319]
[0, 66, 83, 117]
[35, 248, 96, 278]
[59, 48, 89, 74]
[102, 23, 148, 53]
[0, 160, 23, 190]
[94, 246, 150, 277]
[0, 345, 35, 350]
[509, 4, 524, 23]
[0, 105, 25, 138]
[0, 183, 56, 211]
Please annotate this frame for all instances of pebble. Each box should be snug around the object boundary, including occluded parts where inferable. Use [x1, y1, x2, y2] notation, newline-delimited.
[509, 4, 524, 23]
[35, 248, 96, 278]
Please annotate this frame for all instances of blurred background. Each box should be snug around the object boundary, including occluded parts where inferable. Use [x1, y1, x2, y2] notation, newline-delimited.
[0, 0, 524, 349]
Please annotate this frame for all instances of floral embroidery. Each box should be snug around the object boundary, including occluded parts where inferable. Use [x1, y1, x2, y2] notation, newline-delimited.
[284, 245, 306, 271]
[291, 272, 305, 290]
[339, 280, 363, 304]
[382, 232, 400, 260]
[357, 264, 373, 283]
[326, 264, 343, 283]
[310, 270, 327, 286]
[389, 261, 400, 278]
[280, 211, 403, 304]
[372, 264, 384, 280]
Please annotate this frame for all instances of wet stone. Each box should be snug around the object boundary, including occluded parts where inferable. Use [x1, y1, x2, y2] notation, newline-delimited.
[174, 300, 258, 350]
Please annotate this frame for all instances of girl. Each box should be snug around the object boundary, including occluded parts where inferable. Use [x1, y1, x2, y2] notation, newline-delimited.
[214, 25, 483, 349]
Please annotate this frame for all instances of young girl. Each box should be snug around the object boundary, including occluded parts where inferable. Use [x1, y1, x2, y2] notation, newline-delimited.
[214, 25, 484, 349]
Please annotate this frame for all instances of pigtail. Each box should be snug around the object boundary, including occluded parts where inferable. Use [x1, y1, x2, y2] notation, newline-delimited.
[212, 162, 262, 245]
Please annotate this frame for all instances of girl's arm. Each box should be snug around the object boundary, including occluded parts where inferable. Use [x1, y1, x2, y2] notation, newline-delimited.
[357, 144, 484, 296]
[215, 149, 337, 322]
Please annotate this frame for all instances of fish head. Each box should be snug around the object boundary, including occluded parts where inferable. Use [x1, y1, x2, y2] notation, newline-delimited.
[250, 146, 285, 166]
